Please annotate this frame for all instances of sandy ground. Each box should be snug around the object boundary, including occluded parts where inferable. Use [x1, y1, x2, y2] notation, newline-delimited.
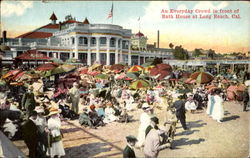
[13, 101, 250, 158]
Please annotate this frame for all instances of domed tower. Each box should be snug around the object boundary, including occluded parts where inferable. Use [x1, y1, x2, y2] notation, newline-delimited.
[50, 12, 57, 24]
[131, 31, 148, 51]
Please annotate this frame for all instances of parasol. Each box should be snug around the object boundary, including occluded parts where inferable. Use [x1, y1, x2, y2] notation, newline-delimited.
[2, 69, 22, 79]
[130, 80, 150, 89]
[127, 65, 144, 73]
[110, 64, 125, 71]
[149, 64, 172, 80]
[190, 72, 214, 84]
[35, 63, 59, 71]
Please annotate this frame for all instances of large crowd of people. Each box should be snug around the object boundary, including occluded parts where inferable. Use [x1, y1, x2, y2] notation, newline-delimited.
[0, 62, 249, 158]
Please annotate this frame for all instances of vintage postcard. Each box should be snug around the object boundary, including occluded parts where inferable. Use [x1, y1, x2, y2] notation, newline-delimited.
[0, 1, 249, 158]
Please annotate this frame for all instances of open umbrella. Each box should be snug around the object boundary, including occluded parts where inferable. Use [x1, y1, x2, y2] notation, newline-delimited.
[144, 65, 155, 73]
[110, 64, 125, 71]
[89, 64, 102, 71]
[2, 69, 22, 79]
[126, 72, 139, 80]
[190, 72, 214, 84]
[51, 64, 76, 75]
[149, 64, 172, 80]
[35, 63, 59, 71]
[130, 80, 150, 89]
[95, 74, 109, 80]
[12, 71, 26, 81]
[127, 65, 143, 73]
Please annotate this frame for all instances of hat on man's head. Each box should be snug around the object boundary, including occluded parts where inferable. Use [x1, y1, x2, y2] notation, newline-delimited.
[150, 116, 159, 124]
[126, 135, 137, 142]
[30, 110, 38, 116]
[142, 103, 150, 110]
[48, 107, 61, 116]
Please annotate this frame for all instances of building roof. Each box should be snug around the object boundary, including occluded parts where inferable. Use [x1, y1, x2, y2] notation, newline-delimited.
[83, 18, 90, 24]
[135, 31, 144, 37]
[15, 50, 51, 60]
[16, 32, 53, 39]
[16, 23, 59, 38]
[50, 12, 58, 21]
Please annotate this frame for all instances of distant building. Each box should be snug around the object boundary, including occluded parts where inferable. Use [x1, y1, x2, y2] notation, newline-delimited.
[131, 31, 148, 51]
[1, 13, 174, 66]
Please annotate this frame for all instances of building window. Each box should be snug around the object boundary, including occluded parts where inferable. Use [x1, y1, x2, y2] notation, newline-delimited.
[84, 37, 88, 45]
[79, 37, 84, 45]
[110, 38, 115, 47]
[72, 38, 75, 45]
[100, 37, 106, 45]
[91, 37, 96, 45]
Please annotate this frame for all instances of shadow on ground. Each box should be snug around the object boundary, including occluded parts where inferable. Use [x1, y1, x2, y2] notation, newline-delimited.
[64, 142, 113, 158]
[177, 120, 207, 129]
[175, 129, 200, 136]
[223, 115, 240, 122]
[172, 138, 205, 148]
[187, 120, 207, 128]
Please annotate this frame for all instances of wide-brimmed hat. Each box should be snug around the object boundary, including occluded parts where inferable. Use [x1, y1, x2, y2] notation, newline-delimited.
[34, 106, 44, 113]
[48, 107, 61, 116]
[142, 103, 150, 110]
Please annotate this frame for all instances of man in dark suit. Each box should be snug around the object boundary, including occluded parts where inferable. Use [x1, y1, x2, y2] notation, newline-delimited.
[243, 88, 249, 112]
[123, 135, 137, 158]
[145, 116, 159, 137]
[173, 95, 189, 130]
[21, 111, 39, 158]
[21, 86, 36, 118]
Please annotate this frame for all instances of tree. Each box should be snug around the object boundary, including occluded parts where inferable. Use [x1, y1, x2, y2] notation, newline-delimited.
[207, 49, 215, 59]
[169, 43, 174, 49]
[193, 48, 202, 57]
[172, 45, 189, 60]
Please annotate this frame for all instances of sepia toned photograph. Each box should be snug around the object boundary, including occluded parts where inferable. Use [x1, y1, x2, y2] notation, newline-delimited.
[0, 1, 249, 158]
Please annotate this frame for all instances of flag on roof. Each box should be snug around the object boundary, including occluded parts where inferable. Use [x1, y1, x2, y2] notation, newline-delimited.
[107, 3, 113, 19]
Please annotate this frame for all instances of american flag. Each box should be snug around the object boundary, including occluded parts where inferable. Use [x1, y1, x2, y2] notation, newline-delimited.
[107, 3, 113, 19]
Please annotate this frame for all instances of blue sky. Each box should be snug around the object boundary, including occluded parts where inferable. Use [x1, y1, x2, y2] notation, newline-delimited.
[1, 1, 249, 53]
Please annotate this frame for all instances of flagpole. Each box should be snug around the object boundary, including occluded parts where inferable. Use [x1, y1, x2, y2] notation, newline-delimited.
[112, 2, 113, 24]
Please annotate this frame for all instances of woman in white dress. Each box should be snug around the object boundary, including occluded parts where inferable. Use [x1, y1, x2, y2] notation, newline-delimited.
[103, 102, 118, 124]
[211, 90, 224, 123]
[136, 103, 152, 148]
[47, 108, 65, 158]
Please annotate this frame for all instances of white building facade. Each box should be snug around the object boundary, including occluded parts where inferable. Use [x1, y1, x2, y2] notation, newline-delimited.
[3, 14, 173, 66]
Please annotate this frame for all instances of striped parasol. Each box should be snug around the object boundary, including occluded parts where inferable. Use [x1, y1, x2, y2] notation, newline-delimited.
[190, 72, 214, 84]
[130, 80, 150, 89]
[127, 65, 143, 73]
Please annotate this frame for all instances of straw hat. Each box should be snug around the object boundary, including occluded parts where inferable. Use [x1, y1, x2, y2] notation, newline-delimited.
[142, 103, 150, 109]
[106, 102, 113, 106]
[48, 107, 61, 116]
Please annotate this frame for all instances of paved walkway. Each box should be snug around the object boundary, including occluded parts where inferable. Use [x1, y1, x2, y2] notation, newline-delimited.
[13, 101, 249, 158]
